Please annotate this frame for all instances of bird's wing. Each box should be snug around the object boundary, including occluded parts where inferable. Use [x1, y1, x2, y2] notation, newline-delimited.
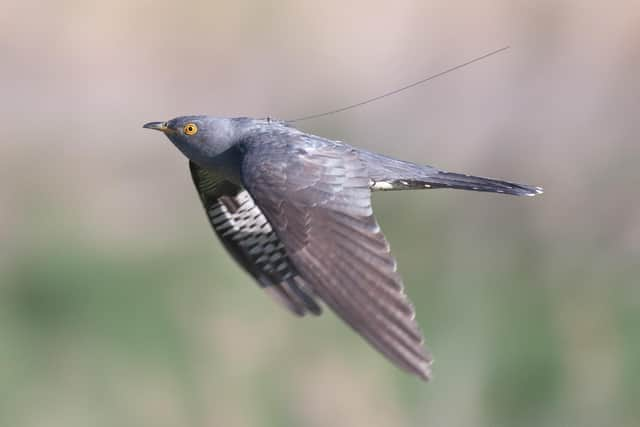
[189, 161, 321, 316]
[240, 135, 432, 380]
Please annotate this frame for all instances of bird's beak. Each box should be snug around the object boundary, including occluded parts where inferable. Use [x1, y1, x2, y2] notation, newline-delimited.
[143, 121, 170, 132]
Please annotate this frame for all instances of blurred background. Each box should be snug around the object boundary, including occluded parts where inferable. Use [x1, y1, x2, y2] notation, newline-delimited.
[1, 1, 639, 426]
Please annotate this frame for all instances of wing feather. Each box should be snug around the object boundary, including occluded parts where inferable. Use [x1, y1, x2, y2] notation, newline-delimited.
[189, 161, 321, 316]
[241, 134, 432, 380]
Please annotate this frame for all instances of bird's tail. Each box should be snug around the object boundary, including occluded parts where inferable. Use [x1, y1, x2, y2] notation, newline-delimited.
[371, 171, 543, 197]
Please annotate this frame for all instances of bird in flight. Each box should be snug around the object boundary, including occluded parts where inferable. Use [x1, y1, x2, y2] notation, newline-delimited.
[144, 116, 542, 380]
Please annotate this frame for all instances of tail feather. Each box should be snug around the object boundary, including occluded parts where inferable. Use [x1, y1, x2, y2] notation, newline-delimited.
[370, 171, 543, 197]
[422, 171, 543, 196]
[357, 149, 543, 197]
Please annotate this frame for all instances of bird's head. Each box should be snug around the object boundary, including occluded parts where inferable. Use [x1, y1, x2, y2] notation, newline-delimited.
[143, 116, 239, 164]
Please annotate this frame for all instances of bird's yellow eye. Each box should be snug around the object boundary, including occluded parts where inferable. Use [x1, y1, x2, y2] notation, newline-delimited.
[183, 123, 198, 135]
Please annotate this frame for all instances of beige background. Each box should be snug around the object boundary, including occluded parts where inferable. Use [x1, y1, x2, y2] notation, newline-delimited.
[1, 1, 639, 426]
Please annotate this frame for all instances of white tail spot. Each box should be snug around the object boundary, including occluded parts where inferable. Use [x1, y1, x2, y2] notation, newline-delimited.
[370, 180, 394, 190]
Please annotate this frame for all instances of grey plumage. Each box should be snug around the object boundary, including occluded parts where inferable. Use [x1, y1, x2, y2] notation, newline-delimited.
[144, 116, 543, 381]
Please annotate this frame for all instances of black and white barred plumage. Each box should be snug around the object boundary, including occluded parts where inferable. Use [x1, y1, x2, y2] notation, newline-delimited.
[190, 162, 321, 316]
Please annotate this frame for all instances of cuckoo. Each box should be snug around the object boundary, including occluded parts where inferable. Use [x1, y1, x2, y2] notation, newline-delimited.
[144, 116, 542, 380]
